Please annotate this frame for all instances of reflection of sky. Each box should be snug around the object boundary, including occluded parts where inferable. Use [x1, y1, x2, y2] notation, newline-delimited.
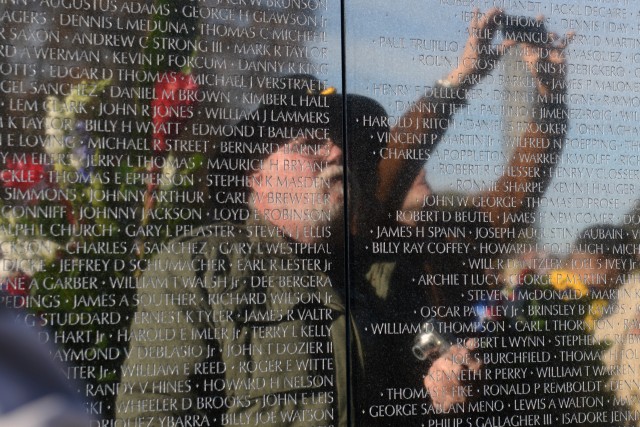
[321, 2, 343, 90]
[344, 0, 640, 252]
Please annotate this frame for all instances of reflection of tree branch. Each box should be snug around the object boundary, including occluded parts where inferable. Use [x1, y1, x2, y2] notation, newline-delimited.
[479, 98, 566, 231]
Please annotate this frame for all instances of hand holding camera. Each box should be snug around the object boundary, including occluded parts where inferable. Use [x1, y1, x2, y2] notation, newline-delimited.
[422, 337, 482, 412]
[412, 319, 451, 361]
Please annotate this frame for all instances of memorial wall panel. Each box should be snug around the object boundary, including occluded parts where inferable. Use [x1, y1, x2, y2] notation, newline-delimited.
[346, 0, 640, 426]
[0, 0, 638, 426]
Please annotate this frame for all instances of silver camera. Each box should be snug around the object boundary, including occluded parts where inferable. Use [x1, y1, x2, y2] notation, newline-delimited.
[412, 319, 451, 361]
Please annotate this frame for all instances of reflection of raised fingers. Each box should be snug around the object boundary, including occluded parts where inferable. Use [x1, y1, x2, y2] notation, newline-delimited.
[548, 35, 572, 64]
[470, 8, 480, 29]
[480, 8, 504, 35]
[557, 31, 575, 50]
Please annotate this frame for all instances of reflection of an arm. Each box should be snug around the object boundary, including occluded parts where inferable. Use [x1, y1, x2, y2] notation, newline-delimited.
[476, 92, 567, 232]
[375, 8, 509, 218]
[379, 65, 568, 242]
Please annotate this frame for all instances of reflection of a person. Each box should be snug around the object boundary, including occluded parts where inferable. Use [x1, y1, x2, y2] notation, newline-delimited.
[375, 9, 571, 224]
[115, 9, 574, 426]
[117, 74, 472, 426]
[116, 76, 350, 426]
[350, 8, 571, 420]
[121, 66, 549, 423]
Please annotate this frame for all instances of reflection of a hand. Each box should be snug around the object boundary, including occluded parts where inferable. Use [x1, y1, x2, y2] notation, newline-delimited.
[446, 8, 513, 89]
[520, 22, 574, 96]
[423, 339, 481, 412]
